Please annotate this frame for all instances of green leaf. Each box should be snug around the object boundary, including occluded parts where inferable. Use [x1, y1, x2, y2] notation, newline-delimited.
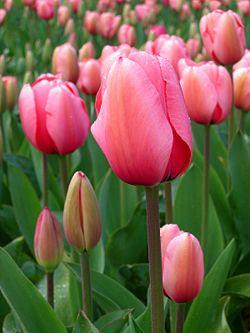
[173, 164, 224, 272]
[0, 205, 20, 239]
[67, 264, 146, 317]
[184, 239, 236, 333]
[229, 132, 250, 255]
[2, 312, 23, 333]
[90, 239, 105, 273]
[92, 290, 120, 313]
[73, 311, 99, 333]
[128, 314, 144, 333]
[8, 164, 41, 253]
[0, 248, 67, 333]
[95, 309, 132, 332]
[203, 296, 231, 333]
[223, 274, 250, 298]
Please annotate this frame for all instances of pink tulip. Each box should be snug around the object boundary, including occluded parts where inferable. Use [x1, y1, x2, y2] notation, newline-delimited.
[58, 5, 71, 26]
[91, 51, 192, 186]
[237, 1, 250, 15]
[67, 0, 82, 13]
[36, 0, 54, 20]
[169, 0, 183, 11]
[135, 4, 151, 21]
[97, 0, 115, 13]
[34, 207, 64, 272]
[0, 9, 6, 24]
[77, 59, 101, 95]
[118, 24, 136, 47]
[178, 58, 232, 124]
[99, 44, 136, 64]
[209, 0, 222, 11]
[191, 0, 203, 10]
[19, 74, 90, 155]
[5, 0, 13, 11]
[148, 25, 167, 38]
[52, 42, 79, 83]
[200, 10, 246, 65]
[162, 231, 204, 303]
[3, 76, 17, 109]
[78, 42, 95, 61]
[84, 11, 100, 35]
[233, 50, 250, 110]
[233, 49, 250, 71]
[180, 3, 191, 20]
[99, 12, 121, 39]
[186, 38, 201, 59]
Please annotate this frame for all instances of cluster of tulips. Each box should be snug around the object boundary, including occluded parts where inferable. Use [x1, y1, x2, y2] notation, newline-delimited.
[0, 0, 249, 332]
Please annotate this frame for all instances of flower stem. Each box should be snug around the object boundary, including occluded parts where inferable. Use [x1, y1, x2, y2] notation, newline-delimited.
[201, 124, 210, 251]
[80, 251, 92, 320]
[120, 180, 127, 226]
[42, 153, 48, 207]
[145, 185, 165, 333]
[175, 303, 185, 333]
[59, 155, 68, 199]
[47, 271, 54, 308]
[238, 109, 245, 133]
[164, 181, 173, 224]
[228, 66, 234, 148]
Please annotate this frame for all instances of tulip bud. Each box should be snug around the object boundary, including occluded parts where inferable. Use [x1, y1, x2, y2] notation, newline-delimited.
[42, 38, 52, 63]
[130, 10, 137, 26]
[0, 126, 3, 165]
[26, 49, 35, 72]
[78, 42, 95, 61]
[189, 22, 198, 39]
[63, 171, 102, 253]
[23, 71, 34, 85]
[64, 18, 75, 35]
[0, 9, 6, 25]
[162, 230, 204, 303]
[0, 77, 6, 114]
[34, 207, 64, 272]
[77, 1, 85, 17]
[3, 76, 17, 110]
[68, 32, 78, 50]
[122, 3, 131, 22]
[0, 55, 6, 75]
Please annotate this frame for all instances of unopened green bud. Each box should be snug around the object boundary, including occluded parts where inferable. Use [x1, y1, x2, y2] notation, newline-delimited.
[42, 38, 52, 63]
[64, 18, 75, 36]
[23, 71, 33, 85]
[26, 49, 35, 72]
[0, 77, 6, 114]
[77, 1, 85, 18]
[0, 55, 6, 75]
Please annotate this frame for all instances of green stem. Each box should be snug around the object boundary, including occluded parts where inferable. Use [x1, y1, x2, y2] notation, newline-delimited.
[201, 124, 210, 251]
[175, 303, 185, 333]
[80, 251, 92, 320]
[164, 181, 173, 224]
[59, 155, 68, 199]
[47, 271, 54, 308]
[42, 153, 48, 207]
[120, 180, 127, 226]
[145, 186, 165, 333]
[238, 109, 245, 133]
[228, 66, 234, 148]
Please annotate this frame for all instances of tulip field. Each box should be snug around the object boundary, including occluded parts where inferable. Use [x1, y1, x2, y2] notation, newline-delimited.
[0, 0, 250, 332]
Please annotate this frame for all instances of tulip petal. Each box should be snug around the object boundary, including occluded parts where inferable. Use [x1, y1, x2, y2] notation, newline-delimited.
[92, 56, 173, 186]
[46, 86, 90, 155]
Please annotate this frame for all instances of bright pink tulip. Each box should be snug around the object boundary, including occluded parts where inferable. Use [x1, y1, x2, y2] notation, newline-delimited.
[162, 230, 204, 303]
[200, 10, 246, 65]
[58, 5, 71, 26]
[0, 9, 6, 24]
[36, 0, 54, 20]
[99, 12, 121, 39]
[178, 58, 232, 124]
[84, 11, 100, 35]
[237, 0, 250, 15]
[67, 0, 82, 13]
[186, 38, 200, 59]
[180, 3, 191, 20]
[118, 24, 136, 47]
[209, 0, 222, 11]
[19, 74, 90, 155]
[5, 0, 13, 11]
[148, 25, 167, 38]
[191, 0, 203, 10]
[34, 207, 64, 272]
[233, 49, 250, 71]
[99, 44, 136, 64]
[91, 51, 192, 186]
[52, 42, 79, 83]
[169, 0, 183, 11]
[77, 59, 101, 95]
[135, 4, 151, 21]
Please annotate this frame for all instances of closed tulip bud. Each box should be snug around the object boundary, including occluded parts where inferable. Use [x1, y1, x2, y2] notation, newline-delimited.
[79, 42, 95, 61]
[26, 49, 35, 71]
[180, 3, 191, 20]
[68, 32, 78, 50]
[122, 3, 131, 21]
[42, 38, 52, 63]
[23, 71, 34, 85]
[118, 24, 136, 47]
[0, 9, 6, 25]
[130, 10, 137, 25]
[0, 77, 6, 114]
[233, 51, 250, 111]
[186, 38, 200, 59]
[19, 74, 90, 155]
[178, 58, 232, 124]
[148, 25, 167, 38]
[3, 76, 17, 110]
[34, 207, 64, 272]
[200, 10, 246, 65]
[0, 55, 6, 75]
[84, 11, 100, 35]
[36, 0, 54, 20]
[162, 231, 204, 303]
[77, 1, 85, 17]
[63, 171, 102, 252]
[64, 18, 75, 35]
[77, 59, 101, 95]
[189, 22, 198, 39]
[52, 42, 79, 83]
[58, 5, 71, 26]
[99, 12, 121, 39]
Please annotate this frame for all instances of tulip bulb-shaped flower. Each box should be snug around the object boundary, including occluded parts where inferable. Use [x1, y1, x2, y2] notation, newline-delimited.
[34, 207, 64, 272]
[77, 59, 101, 95]
[3, 76, 17, 109]
[161, 225, 204, 303]
[19, 74, 90, 155]
[63, 171, 102, 252]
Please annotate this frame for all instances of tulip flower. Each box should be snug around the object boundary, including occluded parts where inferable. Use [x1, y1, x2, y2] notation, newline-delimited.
[67, 0, 82, 13]
[180, 3, 191, 20]
[34, 207, 64, 272]
[200, 10, 246, 65]
[91, 51, 192, 186]
[84, 11, 100, 35]
[0, 9, 6, 25]
[178, 58, 232, 124]
[52, 42, 79, 83]
[63, 171, 102, 252]
[186, 38, 200, 59]
[19, 73, 90, 155]
[118, 24, 136, 47]
[161, 227, 204, 303]
[36, 0, 54, 20]
[3, 76, 17, 109]
[99, 12, 121, 39]
[78, 42, 95, 61]
[148, 25, 167, 38]
[77, 59, 101, 95]
[233, 51, 250, 111]
[57, 5, 71, 26]
[237, 1, 250, 16]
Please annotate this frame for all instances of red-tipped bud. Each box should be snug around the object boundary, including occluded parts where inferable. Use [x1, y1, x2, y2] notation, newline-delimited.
[3, 76, 17, 110]
[34, 207, 64, 272]
[63, 171, 102, 252]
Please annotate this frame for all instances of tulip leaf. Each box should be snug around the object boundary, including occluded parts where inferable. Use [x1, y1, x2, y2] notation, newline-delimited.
[173, 163, 224, 272]
[90, 238, 105, 273]
[128, 314, 144, 333]
[94, 309, 132, 332]
[66, 263, 146, 317]
[0, 204, 20, 239]
[2, 312, 23, 333]
[191, 123, 228, 189]
[122, 305, 151, 333]
[0, 247, 67, 333]
[223, 274, 250, 298]
[228, 132, 250, 255]
[92, 290, 120, 313]
[8, 164, 41, 253]
[184, 239, 235, 333]
[73, 311, 99, 333]
[203, 296, 231, 333]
